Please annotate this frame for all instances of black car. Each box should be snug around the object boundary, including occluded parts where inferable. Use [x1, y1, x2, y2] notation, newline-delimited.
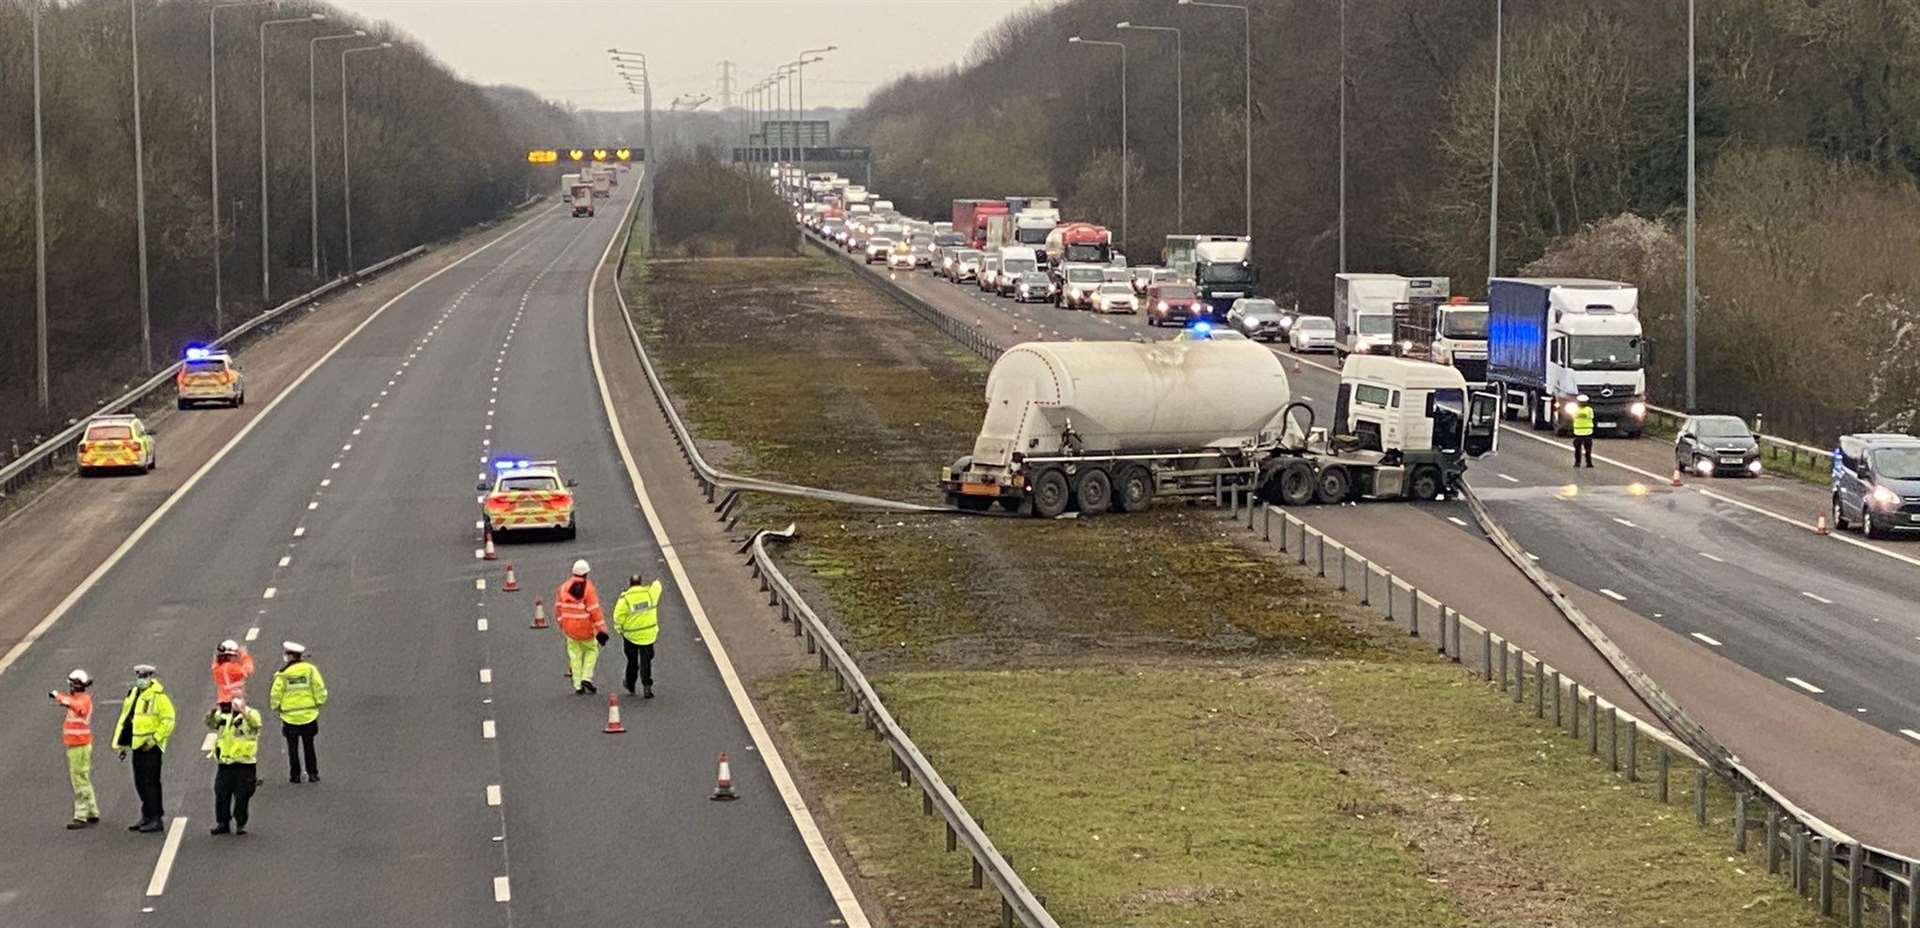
[1831, 433, 1920, 538]
[1673, 415, 1760, 478]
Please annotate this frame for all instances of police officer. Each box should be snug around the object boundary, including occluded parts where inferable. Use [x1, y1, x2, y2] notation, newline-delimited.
[270, 642, 327, 784]
[1571, 394, 1596, 468]
[613, 574, 664, 698]
[112, 664, 175, 833]
[49, 669, 100, 829]
[205, 697, 262, 835]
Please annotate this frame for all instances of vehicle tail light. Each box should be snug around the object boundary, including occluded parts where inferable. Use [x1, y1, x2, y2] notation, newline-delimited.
[77, 441, 91, 454]
[485, 496, 514, 511]
[221, 370, 235, 384]
[547, 494, 572, 509]
[175, 370, 188, 386]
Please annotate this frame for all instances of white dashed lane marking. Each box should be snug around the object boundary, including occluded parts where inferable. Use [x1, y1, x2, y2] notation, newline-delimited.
[1699, 551, 1724, 563]
[1690, 632, 1722, 646]
[482, 719, 496, 739]
[1785, 676, 1825, 694]
[1801, 591, 1834, 605]
[1599, 588, 1626, 601]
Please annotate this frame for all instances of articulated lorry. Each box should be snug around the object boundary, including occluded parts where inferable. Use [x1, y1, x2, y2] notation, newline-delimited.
[1046, 223, 1113, 276]
[940, 334, 1499, 517]
[1396, 295, 1488, 384]
[1486, 278, 1648, 436]
[561, 173, 593, 217]
[1190, 237, 1256, 314]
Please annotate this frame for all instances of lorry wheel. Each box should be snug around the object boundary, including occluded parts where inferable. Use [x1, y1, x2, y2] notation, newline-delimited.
[1114, 466, 1154, 512]
[1409, 466, 1442, 501]
[1031, 469, 1070, 518]
[1074, 468, 1113, 515]
[1274, 461, 1316, 506]
[1314, 466, 1351, 504]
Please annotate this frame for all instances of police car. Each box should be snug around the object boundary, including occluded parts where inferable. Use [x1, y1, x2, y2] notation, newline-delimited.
[76, 414, 156, 475]
[176, 346, 245, 408]
[478, 459, 577, 539]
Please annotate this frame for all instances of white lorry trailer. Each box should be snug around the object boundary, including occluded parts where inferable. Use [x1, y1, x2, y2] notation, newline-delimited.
[940, 334, 1499, 516]
[1486, 278, 1648, 436]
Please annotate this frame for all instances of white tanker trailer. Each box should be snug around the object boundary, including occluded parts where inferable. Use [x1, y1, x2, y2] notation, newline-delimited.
[940, 332, 1502, 516]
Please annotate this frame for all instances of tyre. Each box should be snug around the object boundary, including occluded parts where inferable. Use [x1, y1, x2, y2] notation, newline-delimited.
[1408, 465, 1441, 501]
[178, 398, 191, 410]
[146, 454, 156, 473]
[1030, 468, 1070, 518]
[1314, 465, 1351, 504]
[561, 517, 577, 541]
[1113, 465, 1154, 513]
[1074, 468, 1113, 515]
[1831, 496, 1850, 532]
[1864, 511, 1884, 540]
[1276, 461, 1316, 506]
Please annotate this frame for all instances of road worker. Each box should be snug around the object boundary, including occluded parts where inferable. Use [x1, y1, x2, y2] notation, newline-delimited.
[270, 642, 327, 784]
[613, 573, 664, 698]
[211, 639, 254, 704]
[49, 669, 100, 829]
[555, 559, 608, 694]
[1571, 394, 1596, 468]
[205, 697, 262, 835]
[112, 664, 175, 833]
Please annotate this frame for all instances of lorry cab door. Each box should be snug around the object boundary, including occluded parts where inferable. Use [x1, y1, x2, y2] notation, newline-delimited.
[1466, 391, 1500, 457]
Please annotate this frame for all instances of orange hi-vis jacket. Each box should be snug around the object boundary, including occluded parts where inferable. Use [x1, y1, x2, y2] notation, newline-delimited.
[55, 692, 92, 746]
[211, 650, 255, 703]
[554, 578, 606, 642]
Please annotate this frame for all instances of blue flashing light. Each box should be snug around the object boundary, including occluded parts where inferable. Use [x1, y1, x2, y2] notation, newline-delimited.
[492, 458, 533, 470]
[184, 346, 211, 361]
[1191, 321, 1213, 338]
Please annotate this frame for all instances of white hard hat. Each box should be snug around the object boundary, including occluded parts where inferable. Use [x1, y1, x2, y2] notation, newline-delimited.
[282, 641, 307, 656]
[132, 664, 157, 677]
[1576, 394, 1590, 403]
[67, 669, 91, 686]
[217, 639, 241, 655]
[572, 559, 591, 576]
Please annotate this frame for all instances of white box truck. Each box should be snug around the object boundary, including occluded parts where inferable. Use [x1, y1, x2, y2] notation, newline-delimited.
[1333, 273, 1410, 358]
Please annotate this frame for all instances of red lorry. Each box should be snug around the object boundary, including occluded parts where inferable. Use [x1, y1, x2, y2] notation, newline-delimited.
[952, 198, 1012, 251]
[1044, 222, 1113, 271]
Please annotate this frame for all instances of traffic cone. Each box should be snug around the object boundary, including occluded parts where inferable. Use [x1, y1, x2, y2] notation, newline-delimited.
[1816, 511, 1830, 535]
[502, 562, 519, 592]
[1670, 468, 1684, 487]
[603, 694, 626, 734]
[529, 598, 548, 629]
[483, 529, 497, 561]
[710, 753, 738, 801]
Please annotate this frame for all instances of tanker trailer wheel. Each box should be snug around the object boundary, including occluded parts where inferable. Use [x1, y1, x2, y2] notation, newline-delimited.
[1030, 468, 1071, 518]
[1408, 465, 1442, 501]
[1273, 461, 1316, 507]
[1113, 465, 1155, 512]
[1074, 468, 1114, 515]
[1314, 465, 1352, 504]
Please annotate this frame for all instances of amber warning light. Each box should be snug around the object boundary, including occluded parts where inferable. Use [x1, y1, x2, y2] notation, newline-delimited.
[528, 148, 633, 163]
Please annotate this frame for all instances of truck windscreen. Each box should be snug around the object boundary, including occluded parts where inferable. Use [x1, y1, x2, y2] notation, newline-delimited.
[1064, 244, 1107, 263]
[1356, 314, 1394, 336]
[1568, 335, 1643, 370]
[1199, 264, 1254, 285]
[1016, 228, 1050, 244]
[1002, 260, 1037, 275]
[1441, 310, 1488, 339]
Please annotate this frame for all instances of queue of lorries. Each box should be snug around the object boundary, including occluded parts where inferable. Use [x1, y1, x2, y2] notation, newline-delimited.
[777, 168, 1920, 530]
[560, 162, 625, 218]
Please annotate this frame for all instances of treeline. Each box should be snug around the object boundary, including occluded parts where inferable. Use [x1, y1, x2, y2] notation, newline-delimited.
[843, 0, 1920, 439]
[0, 0, 582, 449]
[651, 147, 799, 257]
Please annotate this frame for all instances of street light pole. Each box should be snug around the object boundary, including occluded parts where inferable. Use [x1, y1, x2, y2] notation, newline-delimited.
[310, 30, 366, 278]
[130, 0, 153, 371]
[1338, 0, 1346, 272]
[1180, 0, 1251, 235]
[1116, 23, 1180, 230]
[1488, 0, 1503, 284]
[1685, 0, 1697, 410]
[31, 0, 49, 410]
[796, 47, 835, 171]
[209, 1, 267, 339]
[1069, 37, 1127, 250]
[341, 42, 393, 274]
[261, 13, 328, 309]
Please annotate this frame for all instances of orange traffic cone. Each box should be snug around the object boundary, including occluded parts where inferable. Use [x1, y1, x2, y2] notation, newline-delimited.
[603, 694, 626, 734]
[710, 753, 738, 801]
[483, 529, 497, 561]
[1670, 468, 1684, 487]
[1816, 511, 1831, 535]
[529, 598, 548, 629]
[502, 562, 519, 592]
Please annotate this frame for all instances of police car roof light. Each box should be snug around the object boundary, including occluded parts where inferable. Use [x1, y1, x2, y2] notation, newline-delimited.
[185, 346, 211, 360]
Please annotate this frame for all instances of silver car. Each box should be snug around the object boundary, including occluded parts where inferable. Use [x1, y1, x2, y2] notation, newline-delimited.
[1288, 315, 1337, 353]
[1228, 298, 1290, 342]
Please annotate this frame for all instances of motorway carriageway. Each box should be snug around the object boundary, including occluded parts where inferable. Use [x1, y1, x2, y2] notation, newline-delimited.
[828, 239, 1920, 851]
[0, 181, 857, 926]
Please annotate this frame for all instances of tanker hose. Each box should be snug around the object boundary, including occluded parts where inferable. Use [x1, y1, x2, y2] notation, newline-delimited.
[1280, 401, 1316, 452]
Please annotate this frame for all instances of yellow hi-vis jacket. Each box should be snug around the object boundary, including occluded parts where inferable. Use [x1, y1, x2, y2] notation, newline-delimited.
[1572, 405, 1596, 437]
[270, 660, 328, 725]
[204, 705, 262, 764]
[613, 580, 664, 646]
[113, 681, 176, 752]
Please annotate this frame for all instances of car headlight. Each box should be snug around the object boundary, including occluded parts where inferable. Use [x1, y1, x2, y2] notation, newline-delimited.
[1747, 459, 1763, 474]
[1696, 458, 1714, 476]
[1629, 401, 1647, 418]
[1158, 301, 1170, 311]
[1869, 485, 1900, 510]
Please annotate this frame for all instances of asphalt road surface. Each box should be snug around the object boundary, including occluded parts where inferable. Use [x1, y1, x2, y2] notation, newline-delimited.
[0, 183, 849, 927]
[827, 238, 1920, 850]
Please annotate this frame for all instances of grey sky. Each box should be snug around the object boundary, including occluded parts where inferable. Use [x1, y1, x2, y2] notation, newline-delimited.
[334, 0, 1053, 111]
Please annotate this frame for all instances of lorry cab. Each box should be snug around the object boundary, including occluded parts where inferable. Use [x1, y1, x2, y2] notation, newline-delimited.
[1328, 355, 1499, 484]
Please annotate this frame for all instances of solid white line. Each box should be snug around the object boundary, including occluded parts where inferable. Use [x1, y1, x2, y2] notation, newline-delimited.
[492, 876, 510, 903]
[144, 817, 188, 896]
[1698, 551, 1725, 563]
[482, 719, 496, 739]
[479, 668, 492, 684]
[587, 196, 871, 928]
[1611, 517, 1638, 528]
[1446, 516, 1469, 527]
[1599, 588, 1627, 601]
[1901, 729, 1920, 744]
[1801, 591, 1834, 605]
[1786, 676, 1826, 694]
[486, 784, 502, 806]
[1691, 632, 1723, 647]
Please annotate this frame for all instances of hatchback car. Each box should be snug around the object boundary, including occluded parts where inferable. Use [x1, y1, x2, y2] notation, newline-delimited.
[1831, 433, 1920, 538]
[1091, 283, 1138, 314]
[1227, 298, 1290, 342]
[1288, 315, 1337, 352]
[1673, 415, 1762, 478]
[1013, 272, 1056, 303]
[76, 414, 156, 475]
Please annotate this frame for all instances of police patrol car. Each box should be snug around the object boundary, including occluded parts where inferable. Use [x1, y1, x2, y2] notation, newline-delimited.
[76, 414, 156, 475]
[176, 346, 246, 408]
[478, 459, 578, 539]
